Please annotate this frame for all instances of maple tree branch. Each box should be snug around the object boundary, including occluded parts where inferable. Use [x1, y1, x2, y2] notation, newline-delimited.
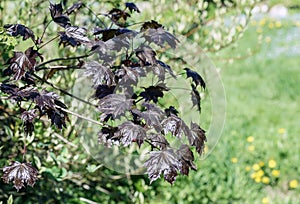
[58, 107, 103, 126]
[31, 73, 97, 108]
[53, 132, 78, 148]
[36, 53, 91, 70]
[37, 65, 84, 71]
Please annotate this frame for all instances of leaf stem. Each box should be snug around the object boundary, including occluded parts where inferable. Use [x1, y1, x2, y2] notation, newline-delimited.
[38, 35, 59, 50]
[40, 20, 53, 42]
[83, 4, 107, 28]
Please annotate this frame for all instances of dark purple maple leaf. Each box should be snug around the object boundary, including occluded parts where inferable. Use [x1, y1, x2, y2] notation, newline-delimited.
[4, 24, 35, 41]
[142, 27, 179, 49]
[7, 47, 42, 80]
[98, 126, 119, 147]
[84, 61, 115, 87]
[2, 161, 39, 191]
[132, 105, 164, 132]
[94, 85, 116, 99]
[144, 149, 180, 184]
[65, 1, 84, 15]
[141, 20, 163, 30]
[113, 121, 146, 147]
[34, 90, 60, 109]
[98, 94, 133, 119]
[184, 68, 206, 89]
[2, 86, 39, 102]
[146, 133, 169, 150]
[189, 122, 207, 155]
[21, 109, 37, 135]
[136, 46, 157, 66]
[161, 114, 193, 140]
[176, 144, 196, 175]
[108, 8, 130, 26]
[49, 2, 70, 27]
[191, 84, 201, 112]
[125, 2, 140, 13]
[140, 83, 169, 103]
[157, 60, 176, 78]
[164, 106, 179, 117]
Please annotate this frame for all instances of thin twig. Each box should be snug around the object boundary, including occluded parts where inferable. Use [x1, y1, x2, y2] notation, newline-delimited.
[31, 73, 97, 107]
[36, 53, 91, 70]
[59, 107, 103, 126]
[83, 4, 107, 28]
[38, 35, 59, 50]
[53, 132, 78, 148]
[79, 197, 101, 204]
[40, 20, 53, 42]
[37, 65, 84, 70]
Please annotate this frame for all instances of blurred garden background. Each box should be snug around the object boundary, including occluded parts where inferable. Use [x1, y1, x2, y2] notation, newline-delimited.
[0, 0, 300, 203]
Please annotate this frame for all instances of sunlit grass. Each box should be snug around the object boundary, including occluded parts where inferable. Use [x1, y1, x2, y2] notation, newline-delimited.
[151, 14, 300, 203]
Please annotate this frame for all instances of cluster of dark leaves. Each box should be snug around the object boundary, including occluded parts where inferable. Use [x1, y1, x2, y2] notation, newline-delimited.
[1, 1, 208, 186]
[95, 90, 207, 183]
[78, 2, 207, 184]
[0, 83, 68, 132]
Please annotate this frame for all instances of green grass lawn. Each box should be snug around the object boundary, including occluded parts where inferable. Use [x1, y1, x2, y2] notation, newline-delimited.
[149, 13, 300, 204]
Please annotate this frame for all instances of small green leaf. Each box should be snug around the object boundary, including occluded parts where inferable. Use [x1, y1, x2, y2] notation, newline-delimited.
[33, 155, 41, 169]
[26, 134, 35, 144]
[7, 195, 13, 204]
[86, 164, 103, 173]
[60, 167, 68, 178]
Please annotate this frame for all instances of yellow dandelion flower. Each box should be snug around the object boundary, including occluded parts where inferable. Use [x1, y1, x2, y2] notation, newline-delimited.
[255, 177, 261, 183]
[256, 27, 263, 34]
[268, 22, 274, 29]
[259, 161, 265, 167]
[262, 176, 270, 184]
[245, 166, 251, 172]
[265, 37, 271, 43]
[275, 21, 282, 28]
[236, 26, 243, 32]
[268, 159, 277, 168]
[251, 20, 257, 26]
[289, 180, 298, 189]
[231, 157, 238, 163]
[247, 136, 254, 142]
[252, 164, 260, 171]
[262, 197, 269, 204]
[248, 145, 255, 152]
[204, 146, 209, 154]
[271, 169, 280, 177]
[257, 170, 264, 177]
[250, 172, 256, 179]
[259, 19, 266, 26]
[278, 128, 286, 134]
